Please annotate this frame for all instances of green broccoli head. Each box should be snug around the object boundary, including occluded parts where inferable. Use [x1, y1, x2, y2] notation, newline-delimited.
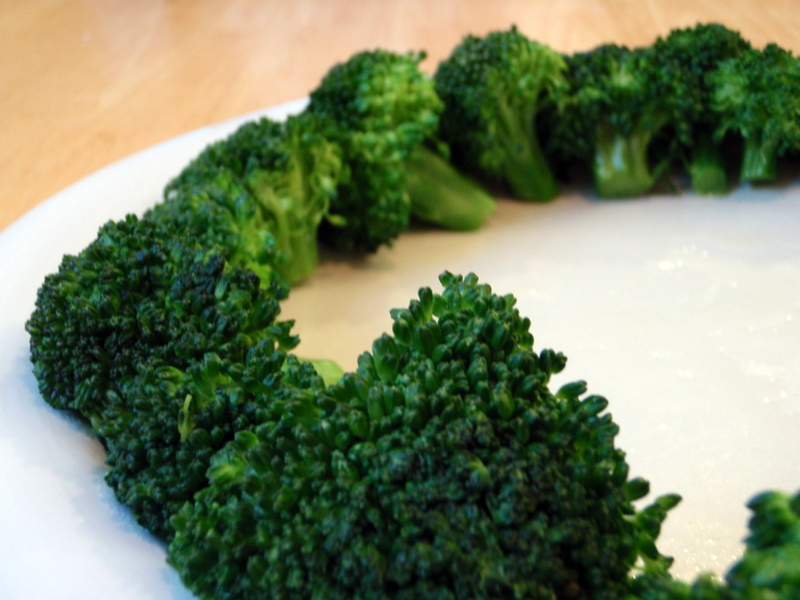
[627, 489, 800, 600]
[725, 490, 800, 598]
[708, 43, 800, 183]
[25, 214, 296, 427]
[650, 23, 752, 194]
[146, 167, 287, 289]
[434, 26, 566, 202]
[307, 48, 442, 251]
[99, 350, 325, 540]
[557, 43, 673, 198]
[168, 272, 677, 600]
[162, 112, 345, 284]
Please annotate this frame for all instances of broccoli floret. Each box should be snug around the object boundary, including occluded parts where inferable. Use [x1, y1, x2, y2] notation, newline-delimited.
[168, 271, 678, 600]
[25, 214, 309, 538]
[725, 490, 800, 598]
[26, 214, 291, 423]
[307, 48, 495, 245]
[557, 43, 673, 198]
[160, 112, 345, 284]
[100, 351, 326, 540]
[651, 23, 752, 194]
[145, 167, 286, 288]
[708, 43, 800, 184]
[627, 490, 800, 600]
[434, 26, 566, 202]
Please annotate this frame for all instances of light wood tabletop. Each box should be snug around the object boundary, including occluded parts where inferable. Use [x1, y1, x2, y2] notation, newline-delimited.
[4, 0, 800, 232]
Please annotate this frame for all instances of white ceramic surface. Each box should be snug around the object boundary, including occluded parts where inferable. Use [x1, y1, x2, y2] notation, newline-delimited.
[1, 99, 798, 599]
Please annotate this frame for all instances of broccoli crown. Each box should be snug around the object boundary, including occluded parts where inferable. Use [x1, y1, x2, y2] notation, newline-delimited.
[652, 23, 751, 136]
[645, 23, 752, 194]
[163, 112, 345, 283]
[307, 48, 442, 251]
[434, 26, 566, 202]
[146, 168, 287, 290]
[726, 490, 800, 598]
[25, 214, 296, 426]
[627, 490, 800, 600]
[168, 272, 676, 600]
[99, 351, 324, 540]
[563, 44, 666, 154]
[555, 43, 675, 198]
[708, 43, 800, 182]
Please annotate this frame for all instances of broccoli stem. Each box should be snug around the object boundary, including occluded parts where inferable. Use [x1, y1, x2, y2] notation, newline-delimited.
[740, 132, 780, 183]
[593, 125, 656, 198]
[404, 146, 496, 231]
[494, 98, 559, 202]
[688, 131, 728, 195]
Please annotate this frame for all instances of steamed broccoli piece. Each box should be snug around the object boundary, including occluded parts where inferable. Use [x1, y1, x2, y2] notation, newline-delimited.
[651, 23, 752, 194]
[726, 490, 800, 598]
[145, 168, 286, 288]
[160, 112, 345, 284]
[306, 48, 495, 246]
[25, 214, 311, 538]
[168, 271, 678, 600]
[25, 214, 292, 425]
[708, 43, 800, 184]
[405, 145, 497, 231]
[99, 351, 326, 540]
[434, 26, 566, 202]
[627, 490, 800, 600]
[558, 44, 672, 198]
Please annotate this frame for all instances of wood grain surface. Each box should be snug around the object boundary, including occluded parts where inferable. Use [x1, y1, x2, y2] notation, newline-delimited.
[4, 0, 800, 231]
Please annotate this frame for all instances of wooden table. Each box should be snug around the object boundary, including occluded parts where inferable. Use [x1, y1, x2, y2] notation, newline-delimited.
[4, 0, 800, 232]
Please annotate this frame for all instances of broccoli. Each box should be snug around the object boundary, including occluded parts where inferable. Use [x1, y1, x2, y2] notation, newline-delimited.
[627, 489, 800, 600]
[306, 48, 496, 246]
[707, 43, 800, 184]
[26, 214, 289, 423]
[651, 23, 752, 194]
[725, 489, 800, 598]
[145, 167, 286, 288]
[167, 271, 678, 600]
[556, 43, 674, 199]
[434, 26, 567, 202]
[99, 351, 326, 540]
[158, 111, 345, 284]
[25, 214, 310, 538]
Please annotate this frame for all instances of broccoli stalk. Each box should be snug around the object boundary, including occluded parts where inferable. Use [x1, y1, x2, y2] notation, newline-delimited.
[686, 129, 729, 196]
[404, 145, 496, 231]
[593, 123, 661, 198]
[708, 43, 800, 184]
[434, 26, 566, 202]
[739, 130, 783, 183]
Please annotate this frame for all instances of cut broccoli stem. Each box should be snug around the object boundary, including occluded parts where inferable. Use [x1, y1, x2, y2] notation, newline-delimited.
[593, 125, 656, 198]
[740, 132, 781, 183]
[404, 146, 496, 231]
[688, 131, 728, 195]
[494, 98, 560, 202]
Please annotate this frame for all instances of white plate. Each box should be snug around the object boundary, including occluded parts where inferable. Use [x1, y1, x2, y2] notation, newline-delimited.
[1, 99, 799, 599]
